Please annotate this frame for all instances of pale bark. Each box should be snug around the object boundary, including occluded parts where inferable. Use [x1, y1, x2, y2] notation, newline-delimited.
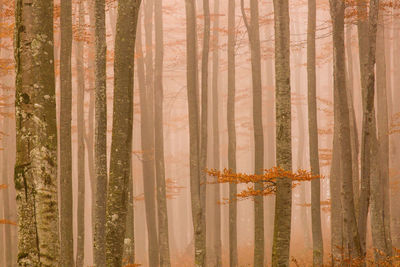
[155, 0, 171, 265]
[329, 0, 362, 261]
[241, 0, 264, 263]
[307, 0, 323, 263]
[137, 10, 160, 266]
[106, 1, 141, 265]
[185, 0, 205, 265]
[272, 0, 292, 265]
[227, 0, 238, 265]
[93, 0, 108, 264]
[60, 0, 74, 265]
[75, 0, 86, 265]
[14, 0, 60, 265]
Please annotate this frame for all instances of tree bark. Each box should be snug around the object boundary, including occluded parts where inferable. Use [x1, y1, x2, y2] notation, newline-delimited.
[307, 0, 324, 264]
[329, 0, 362, 262]
[60, 0, 74, 265]
[185, 0, 205, 265]
[105, 1, 141, 266]
[227, 0, 238, 265]
[155, 0, 171, 265]
[14, 0, 60, 265]
[93, 0, 108, 264]
[75, 0, 86, 265]
[241, 0, 264, 264]
[271, 0, 292, 265]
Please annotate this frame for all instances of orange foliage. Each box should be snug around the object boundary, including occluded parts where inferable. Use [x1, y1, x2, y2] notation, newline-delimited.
[207, 167, 322, 200]
[0, 219, 16, 226]
[0, 184, 7, 189]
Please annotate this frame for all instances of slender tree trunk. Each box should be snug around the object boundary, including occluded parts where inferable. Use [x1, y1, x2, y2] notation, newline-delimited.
[155, 0, 171, 265]
[75, 0, 86, 265]
[60, 0, 74, 265]
[241, 0, 264, 263]
[211, 1, 222, 265]
[330, 0, 362, 262]
[227, 0, 238, 265]
[200, 0, 210, 264]
[106, 1, 141, 265]
[307, 0, 323, 264]
[271, 0, 292, 265]
[185, 0, 205, 265]
[14, 0, 60, 265]
[345, 24, 360, 216]
[93, 0, 108, 264]
[137, 8, 160, 266]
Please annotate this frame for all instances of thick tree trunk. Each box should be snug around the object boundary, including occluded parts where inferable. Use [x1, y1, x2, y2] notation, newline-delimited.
[123, 170, 135, 265]
[185, 0, 205, 265]
[106, 1, 141, 265]
[330, 0, 362, 262]
[155, 0, 171, 265]
[227, 0, 238, 265]
[271, 0, 292, 265]
[307, 0, 323, 264]
[60, 0, 74, 265]
[75, 0, 86, 265]
[14, 0, 60, 265]
[93, 0, 108, 265]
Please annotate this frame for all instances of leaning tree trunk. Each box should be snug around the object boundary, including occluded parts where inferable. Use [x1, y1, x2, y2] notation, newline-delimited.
[105, 1, 141, 266]
[93, 0, 108, 265]
[329, 0, 362, 262]
[60, 0, 74, 265]
[271, 0, 292, 266]
[227, 0, 238, 265]
[307, 0, 323, 264]
[14, 0, 60, 265]
[241, 0, 264, 264]
[75, 0, 86, 265]
[154, 0, 171, 265]
[185, 0, 205, 265]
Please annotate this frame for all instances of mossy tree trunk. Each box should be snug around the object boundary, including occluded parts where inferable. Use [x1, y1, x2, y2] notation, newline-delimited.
[272, 0, 292, 265]
[105, 0, 141, 266]
[14, 0, 60, 265]
[60, 0, 74, 265]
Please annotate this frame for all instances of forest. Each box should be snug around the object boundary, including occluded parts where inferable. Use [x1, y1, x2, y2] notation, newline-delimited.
[0, 0, 400, 266]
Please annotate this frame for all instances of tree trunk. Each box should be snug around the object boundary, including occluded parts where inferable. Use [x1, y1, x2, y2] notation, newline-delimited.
[93, 0, 108, 264]
[123, 169, 135, 265]
[241, 0, 264, 263]
[271, 0, 292, 265]
[75, 0, 86, 265]
[60, 0, 74, 265]
[185, 0, 205, 265]
[1, 104, 12, 266]
[106, 1, 141, 266]
[137, 9, 160, 266]
[227, 0, 238, 265]
[329, 0, 362, 262]
[369, 0, 392, 261]
[307, 0, 324, 264]
[14, 0, 60, 265]
[155, 0, 171, 265]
